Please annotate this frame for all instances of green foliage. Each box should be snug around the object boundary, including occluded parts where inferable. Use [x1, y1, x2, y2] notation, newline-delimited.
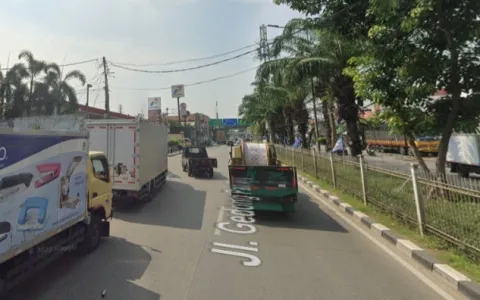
[317, 136, 327, 145]
[0, 50, 87, 119]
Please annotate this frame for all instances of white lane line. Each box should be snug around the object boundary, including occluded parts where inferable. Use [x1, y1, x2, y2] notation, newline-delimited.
[299, 183, 460, 300]
[214, 207, 225, 236]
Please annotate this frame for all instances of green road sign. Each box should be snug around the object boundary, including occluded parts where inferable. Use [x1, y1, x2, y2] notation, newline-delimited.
[208, 118, 251, 127]
[209, 119, 223, 127]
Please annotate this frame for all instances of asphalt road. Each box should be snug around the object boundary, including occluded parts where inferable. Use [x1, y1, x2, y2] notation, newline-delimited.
[364, 153, 436, 173]
[7, 146, 448, 300]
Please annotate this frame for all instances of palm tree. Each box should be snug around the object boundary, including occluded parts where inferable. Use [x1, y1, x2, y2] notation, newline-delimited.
[0, 63, 29, 119]
[18, 50, 47, 116]
[255, 18, 365, 155]
[43, 63, 86, 115]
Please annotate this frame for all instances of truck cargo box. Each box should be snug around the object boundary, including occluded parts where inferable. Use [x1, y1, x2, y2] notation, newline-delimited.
[0, 128, 88, 264]
[447, 133, 480, 166]
[86, 118, 168, 192]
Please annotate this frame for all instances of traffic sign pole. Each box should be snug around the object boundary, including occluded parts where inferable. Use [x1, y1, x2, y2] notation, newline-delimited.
[177, 97, 181, 122]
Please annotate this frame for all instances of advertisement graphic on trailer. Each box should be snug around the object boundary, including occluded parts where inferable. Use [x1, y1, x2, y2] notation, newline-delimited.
[0, 134, 88, 256]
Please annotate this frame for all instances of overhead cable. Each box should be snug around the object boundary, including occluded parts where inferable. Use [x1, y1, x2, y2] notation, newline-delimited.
[109, 49, 258, 74]
[110, 66, 259, 91]
[112, 43, 258, 67]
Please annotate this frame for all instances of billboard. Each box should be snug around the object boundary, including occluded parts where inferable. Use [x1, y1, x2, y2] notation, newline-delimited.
[148, 97, 161, 111]
[171, 85, 185, 98]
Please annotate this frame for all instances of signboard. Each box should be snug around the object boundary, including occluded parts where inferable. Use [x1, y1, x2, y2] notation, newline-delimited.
[148, 97, 161, 111]
[208, 118, 250, 127]
[222, 118, 238, 126]
[171, 85, 185, 98]
[180, 102, 188, 117]
[209, 119, 223, 127]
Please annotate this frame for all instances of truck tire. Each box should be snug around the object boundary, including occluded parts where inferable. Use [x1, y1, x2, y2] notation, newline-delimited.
[0, 277, 5, 296]
[188, 167, 193, 177]
[208, 168, 214, 178]
[77, 213, 102, 254]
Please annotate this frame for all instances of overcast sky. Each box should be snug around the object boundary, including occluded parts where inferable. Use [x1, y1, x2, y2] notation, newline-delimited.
[0, 0, 302, 119]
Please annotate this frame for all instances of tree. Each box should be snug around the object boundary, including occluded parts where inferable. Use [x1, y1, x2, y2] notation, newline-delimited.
[17, 50, 47, 116]
[0, 50, 86, 119]
[255, 19, 366, 154]
[345, 0, 480, 176]
[43, 63, 86, 114]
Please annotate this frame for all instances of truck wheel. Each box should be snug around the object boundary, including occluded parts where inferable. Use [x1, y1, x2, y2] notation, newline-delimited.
[78, 213, 102, 254]
[182, 164, 187, 172]
[188, 168, 193, 177]
[0, 277, 5, 296]
[208, 168, 214, 178]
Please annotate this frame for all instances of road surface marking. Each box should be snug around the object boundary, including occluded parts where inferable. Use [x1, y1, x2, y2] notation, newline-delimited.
[300, 183, 460, 300]
[214, 207, 224, 235]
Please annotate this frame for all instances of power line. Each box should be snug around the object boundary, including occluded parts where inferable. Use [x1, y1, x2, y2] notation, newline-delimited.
[109, 49, 257, 74]
[110, 66, 259, 91]
[113, 43, 258, 67]
[0, 58, 99, 71]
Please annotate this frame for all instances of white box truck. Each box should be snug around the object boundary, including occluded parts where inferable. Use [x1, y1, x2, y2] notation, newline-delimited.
[86, 118, 168, 202]
[447, 133, 480, 177]
[0, 124, 112, 295]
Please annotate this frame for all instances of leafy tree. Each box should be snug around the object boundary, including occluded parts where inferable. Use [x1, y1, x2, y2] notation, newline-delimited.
[346, 0, 480, 176]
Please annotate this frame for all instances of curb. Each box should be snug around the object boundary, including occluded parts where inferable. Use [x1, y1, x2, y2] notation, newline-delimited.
[297, 175, 480, 300]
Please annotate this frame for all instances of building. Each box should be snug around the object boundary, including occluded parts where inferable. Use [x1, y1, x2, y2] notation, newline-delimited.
[166, 113, 212, 145]
[76, 104, 137, 119]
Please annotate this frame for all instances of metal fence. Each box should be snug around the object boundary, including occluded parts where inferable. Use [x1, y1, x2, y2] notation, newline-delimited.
[276, 145, 480, 260]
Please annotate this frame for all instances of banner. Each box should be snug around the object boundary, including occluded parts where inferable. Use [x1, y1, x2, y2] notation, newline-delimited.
[148, 97, 161, 111]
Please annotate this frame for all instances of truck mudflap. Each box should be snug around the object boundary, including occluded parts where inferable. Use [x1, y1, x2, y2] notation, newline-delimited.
[228, 165, 298, 211]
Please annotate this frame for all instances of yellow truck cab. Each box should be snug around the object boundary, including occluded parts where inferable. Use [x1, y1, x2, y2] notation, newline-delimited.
[87, 151, 113, 222]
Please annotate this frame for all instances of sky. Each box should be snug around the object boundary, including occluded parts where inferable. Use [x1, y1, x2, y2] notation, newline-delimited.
[0, 0, 303, 119]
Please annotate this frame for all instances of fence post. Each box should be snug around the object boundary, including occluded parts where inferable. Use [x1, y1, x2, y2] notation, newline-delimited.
[359, 155, 367, 205]
[312, 148, 318, 178]
[300, 147, 304, 171]
[410, 163, 426, 237]
[329, 152, 337, 188]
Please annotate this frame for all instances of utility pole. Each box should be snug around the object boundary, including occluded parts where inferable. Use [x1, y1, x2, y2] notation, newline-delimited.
[102, 56, 110, 118]
[86, 84, 92, 107]
[259, 25, 269, 62]
[215, 101, 219, 120]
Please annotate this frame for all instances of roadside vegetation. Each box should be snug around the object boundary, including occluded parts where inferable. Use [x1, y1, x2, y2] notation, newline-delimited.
[240, 0, 480, 281]
[240, 0, 480, 177]
[0, 50, 87, 118]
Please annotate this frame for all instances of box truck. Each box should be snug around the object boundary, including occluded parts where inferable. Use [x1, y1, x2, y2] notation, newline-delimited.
[0, 125, 112, 295]
[86, 118, 168, 202]
[447, 133, 480, 178]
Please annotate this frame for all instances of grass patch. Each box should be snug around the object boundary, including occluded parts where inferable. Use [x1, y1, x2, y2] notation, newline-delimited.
[298, 169, 480, 283]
